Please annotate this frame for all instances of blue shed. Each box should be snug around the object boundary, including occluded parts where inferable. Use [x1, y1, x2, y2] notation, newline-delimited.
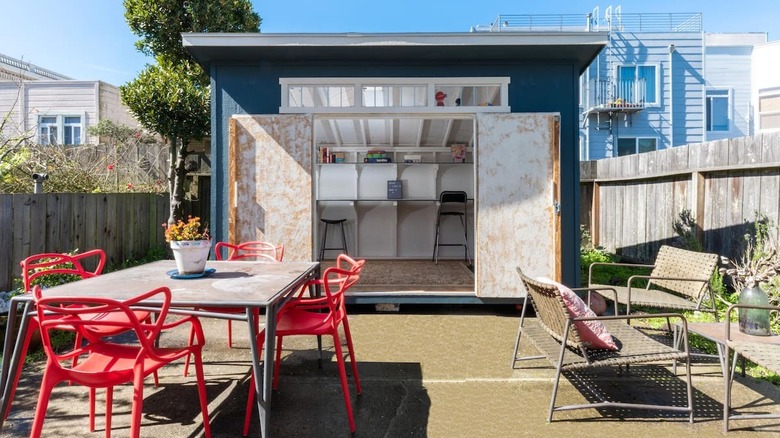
[183, 32, 606, 302]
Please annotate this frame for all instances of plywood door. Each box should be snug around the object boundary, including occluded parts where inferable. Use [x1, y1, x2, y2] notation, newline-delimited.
[476, 113, 560, 298]
[228, 115, 313, 261]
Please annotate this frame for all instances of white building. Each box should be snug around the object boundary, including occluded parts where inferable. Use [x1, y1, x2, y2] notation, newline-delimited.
[752, 40, 780, 133]
[0, 52, 138, 146]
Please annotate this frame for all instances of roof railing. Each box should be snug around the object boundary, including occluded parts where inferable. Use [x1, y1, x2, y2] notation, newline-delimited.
[471, 12, 702, 33]
[0, 53, 73, 81]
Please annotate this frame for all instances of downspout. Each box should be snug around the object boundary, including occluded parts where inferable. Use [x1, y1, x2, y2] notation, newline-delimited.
[668, 44, 676, 148]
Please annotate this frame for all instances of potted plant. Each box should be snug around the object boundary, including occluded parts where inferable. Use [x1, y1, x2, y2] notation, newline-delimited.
[719, 225, 780, 336]
[163, 216, 212, 275]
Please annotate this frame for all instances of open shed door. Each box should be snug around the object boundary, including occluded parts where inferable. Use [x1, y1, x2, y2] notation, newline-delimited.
[228, 114, 313, 261]
[476, 113, 560, 298]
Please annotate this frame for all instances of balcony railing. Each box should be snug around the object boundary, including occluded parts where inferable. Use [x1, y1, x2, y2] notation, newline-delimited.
[583, 78, 647, 114]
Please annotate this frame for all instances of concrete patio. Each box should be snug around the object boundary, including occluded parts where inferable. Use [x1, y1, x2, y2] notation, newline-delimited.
[2, 305, 780, 437]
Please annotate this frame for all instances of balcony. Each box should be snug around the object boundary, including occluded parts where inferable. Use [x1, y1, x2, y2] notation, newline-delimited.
[583, 78, 647, 116]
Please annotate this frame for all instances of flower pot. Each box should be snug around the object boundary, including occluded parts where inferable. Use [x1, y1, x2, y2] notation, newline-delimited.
[738, 285, 771, 336]
[170, 240, 212, 275]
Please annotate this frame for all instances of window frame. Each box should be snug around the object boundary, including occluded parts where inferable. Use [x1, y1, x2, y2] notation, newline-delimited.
[705, 88, 731, 132]
[37, 114, 85, 145]
[279, 77, 511, 114]
[615, 64, 659, 105]
[616, 137, 658, 157]
[758, 87, 780, 132]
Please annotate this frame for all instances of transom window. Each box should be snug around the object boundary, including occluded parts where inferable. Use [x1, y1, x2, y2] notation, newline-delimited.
[38, 115, 83, 145]
[706, 89, 730, 132]
[616, 65, 657, 104]
[617, 137, 657, 157]
[280, 77, 510, 113]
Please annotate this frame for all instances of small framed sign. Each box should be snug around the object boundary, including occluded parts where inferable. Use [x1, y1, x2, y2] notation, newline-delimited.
[387, 180, 403, 199]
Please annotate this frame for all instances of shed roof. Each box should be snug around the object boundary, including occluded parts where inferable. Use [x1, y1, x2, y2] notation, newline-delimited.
[182, 32, 607, 74]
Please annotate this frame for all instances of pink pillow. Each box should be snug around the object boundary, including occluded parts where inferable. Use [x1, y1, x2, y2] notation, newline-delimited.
[536, 277, 618, 350]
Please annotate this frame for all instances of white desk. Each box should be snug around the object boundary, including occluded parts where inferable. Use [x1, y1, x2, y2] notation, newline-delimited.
[0, 259, 319, 437]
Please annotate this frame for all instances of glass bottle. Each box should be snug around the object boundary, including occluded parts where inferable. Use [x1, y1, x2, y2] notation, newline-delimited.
[738, 285, 771, 336]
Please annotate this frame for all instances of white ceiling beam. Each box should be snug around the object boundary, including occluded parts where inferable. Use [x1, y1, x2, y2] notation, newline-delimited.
[441, 119, 454, 147]
[357, 119, 367, 147]
[415, 119, 424, 148]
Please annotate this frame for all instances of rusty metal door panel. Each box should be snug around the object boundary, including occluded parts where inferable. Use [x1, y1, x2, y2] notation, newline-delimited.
[476, 113, 560, 298]
[228, 115, 313, 261]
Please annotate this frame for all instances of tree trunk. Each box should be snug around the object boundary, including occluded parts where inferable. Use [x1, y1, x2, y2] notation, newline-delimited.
[167, 136, 188, 224]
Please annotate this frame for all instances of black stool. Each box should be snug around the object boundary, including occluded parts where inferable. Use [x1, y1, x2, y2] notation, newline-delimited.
[319, 218, 349, 260]
[432, 191, 470, 265]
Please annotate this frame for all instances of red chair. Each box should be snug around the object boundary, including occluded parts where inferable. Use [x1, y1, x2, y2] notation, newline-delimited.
[3, 250, 155, 420]
[30, 285, 212, 438]
[182, 241, 284, 376]
[243, 258, 365, 436]
[214, 241, 284, 263]
[215, 241, 283, 347]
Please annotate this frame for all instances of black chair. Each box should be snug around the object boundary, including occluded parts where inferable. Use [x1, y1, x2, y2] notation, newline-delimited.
[432, 191, 470, 265]
[319, 218, 349, 260]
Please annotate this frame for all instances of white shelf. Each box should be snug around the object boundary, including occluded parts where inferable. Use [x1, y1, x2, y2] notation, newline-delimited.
[314, 147, 474, 258]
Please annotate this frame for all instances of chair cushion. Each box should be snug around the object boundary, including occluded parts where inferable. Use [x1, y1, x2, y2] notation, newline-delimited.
[537, 277, 618, 350]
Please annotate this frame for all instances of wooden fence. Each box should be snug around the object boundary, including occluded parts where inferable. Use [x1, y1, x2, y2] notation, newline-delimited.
[0, 193, 170, 291]
[580, 131, 780, 262]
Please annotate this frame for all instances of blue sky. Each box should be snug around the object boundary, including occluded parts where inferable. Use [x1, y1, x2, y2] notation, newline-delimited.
[1, 1, 778, 86]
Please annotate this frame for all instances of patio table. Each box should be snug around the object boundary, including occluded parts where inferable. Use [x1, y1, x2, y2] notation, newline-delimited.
[0, 259, 319, 437]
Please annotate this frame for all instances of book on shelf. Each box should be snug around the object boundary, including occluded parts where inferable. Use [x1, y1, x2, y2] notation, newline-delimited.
[403, 154, 422, 163]
[320, 146, 329, 163]
[450, 144, 466, 163]
[364, 157, 392, 163]
[331, 152, 346, 163]
[387, 179, 403, 199]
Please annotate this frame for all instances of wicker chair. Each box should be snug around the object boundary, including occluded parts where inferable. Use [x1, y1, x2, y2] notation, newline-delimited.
[588, 245, 719, 318]
[513, 267, 694, 422]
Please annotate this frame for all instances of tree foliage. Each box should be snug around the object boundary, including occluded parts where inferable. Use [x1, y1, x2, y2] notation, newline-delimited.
[124, 0, 260, 65]
[121, 0, 260, 223]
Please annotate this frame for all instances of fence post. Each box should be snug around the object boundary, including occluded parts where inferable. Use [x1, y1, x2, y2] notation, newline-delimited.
[691, 171, 705, 245]
[592, 181, 600, 247]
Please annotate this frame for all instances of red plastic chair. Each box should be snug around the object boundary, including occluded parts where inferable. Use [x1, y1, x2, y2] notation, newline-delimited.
[3, 249, 155, 420]
[243, 258, 365, 436]
[30, 285, 212, 438]
[214, 241, 284, 263]
[182, 241, 284, 376]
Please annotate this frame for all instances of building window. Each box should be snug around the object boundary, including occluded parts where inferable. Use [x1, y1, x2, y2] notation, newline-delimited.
[38, 115, 83, 145]
[617, 65, 657, 104]
[64, 116, 82, 145]
[617, 137, 657, 156]
[39, 116, 58, 145]
[706, 89, 729, 132]
[758, 90, 780, 131]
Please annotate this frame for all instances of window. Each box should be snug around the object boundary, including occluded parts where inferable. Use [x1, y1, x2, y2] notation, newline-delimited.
[617, 65, 657, 104]
[617, 137, 657, 157]
[362, 85, 427, 107]
[37, 115, 83, 145]
[758, 90, 780, 131]
[280, 77, 510, 113]
[64, 116, 82, 145]
[706, 89, 729, 132]
[39, 116, 57, 145]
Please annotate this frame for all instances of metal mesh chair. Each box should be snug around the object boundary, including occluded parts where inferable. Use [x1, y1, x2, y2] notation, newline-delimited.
[431, 190, 470, 265]
[513, 267, 694, 422]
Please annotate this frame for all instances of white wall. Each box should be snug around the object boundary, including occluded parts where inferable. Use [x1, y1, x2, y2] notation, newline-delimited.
[704, 33, 767, 141]
[752, 40, 780, 132]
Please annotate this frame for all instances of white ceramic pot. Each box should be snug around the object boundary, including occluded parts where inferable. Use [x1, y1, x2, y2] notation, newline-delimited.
[170, 240, 212, 275]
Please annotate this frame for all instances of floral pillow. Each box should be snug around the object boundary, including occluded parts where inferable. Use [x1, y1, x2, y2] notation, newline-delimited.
[536, 277, 618, 350]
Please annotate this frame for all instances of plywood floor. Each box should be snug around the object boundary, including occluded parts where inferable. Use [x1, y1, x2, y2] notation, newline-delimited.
[322, 259, 474, 293]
